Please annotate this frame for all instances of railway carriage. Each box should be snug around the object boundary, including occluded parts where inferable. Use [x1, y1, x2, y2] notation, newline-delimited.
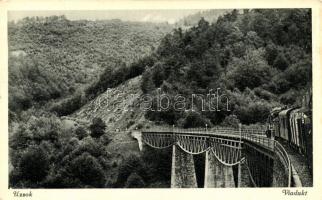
[278, 108, 294, 142]
[268, 105, 312, 174]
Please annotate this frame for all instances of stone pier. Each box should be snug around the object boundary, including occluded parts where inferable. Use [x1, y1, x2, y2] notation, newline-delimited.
[238, 161, 253, 187]
[171, 145, 198, 188]
[204, 150, 235, 188]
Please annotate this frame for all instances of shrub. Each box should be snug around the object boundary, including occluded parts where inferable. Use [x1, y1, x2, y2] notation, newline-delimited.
[74, 126, 88, 140]
[183, 112, 209, 128]
[273, 52, 289, 70]
[124, 173, 145, 188]
[112, 161, 118, 168]
[19, 146, 50, 182]
[253, 87, 276, 101]
[136, 123, 143, 129]
[9, 124, 32, 150]
[226, 49, 275, 91]
[116, 153, 147, 187]
[236, 101, 271, 124]
[279, 90, 297, 105]
[89, 117, 106, 138]
[284, 58, 311, 88]
[221, 115, 240, 128]
[99, 133, 111, 146]
[70, 137, 106, 159]
[69, 152, 106, 187]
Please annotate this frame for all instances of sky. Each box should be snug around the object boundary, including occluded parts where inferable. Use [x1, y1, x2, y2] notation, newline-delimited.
[8, 10, 206, 24]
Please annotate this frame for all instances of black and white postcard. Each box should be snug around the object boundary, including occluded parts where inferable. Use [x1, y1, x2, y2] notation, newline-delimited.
[0, 0, 321, 200]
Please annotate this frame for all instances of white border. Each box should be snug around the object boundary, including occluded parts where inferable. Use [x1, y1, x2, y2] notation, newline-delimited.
[0, 1, 321, 200]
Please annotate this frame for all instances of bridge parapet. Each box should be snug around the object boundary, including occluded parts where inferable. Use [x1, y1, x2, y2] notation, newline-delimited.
[142, 127, 272, 151]
[274, 141, 292, 186]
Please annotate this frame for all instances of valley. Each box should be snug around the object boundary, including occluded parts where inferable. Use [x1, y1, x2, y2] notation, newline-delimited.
[8, 9, 312, 188]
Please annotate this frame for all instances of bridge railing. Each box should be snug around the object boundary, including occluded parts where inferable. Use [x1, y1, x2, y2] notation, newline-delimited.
[142, 127, 267, 135]
[274, 140, 292, 187]
[143, 127, 264, 134]
[142, 127, 270, 144]
[241, 131, 274, 150]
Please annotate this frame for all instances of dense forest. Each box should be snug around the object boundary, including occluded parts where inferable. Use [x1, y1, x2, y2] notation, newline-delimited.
[8, 15, 173, 188]
[8, 9, 311, 188]
[141, 9, 311, 127]
[8, 16, 172, 116]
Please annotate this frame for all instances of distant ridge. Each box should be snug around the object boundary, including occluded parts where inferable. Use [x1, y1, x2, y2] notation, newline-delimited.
[175, 9, 231, 27]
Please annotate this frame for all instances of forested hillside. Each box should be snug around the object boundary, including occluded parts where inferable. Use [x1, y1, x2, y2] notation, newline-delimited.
[8, 16, 173, 188]
[8, 16, 172, 115]
[141, 9, 311, 127]
[8, 9, 312, 189]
